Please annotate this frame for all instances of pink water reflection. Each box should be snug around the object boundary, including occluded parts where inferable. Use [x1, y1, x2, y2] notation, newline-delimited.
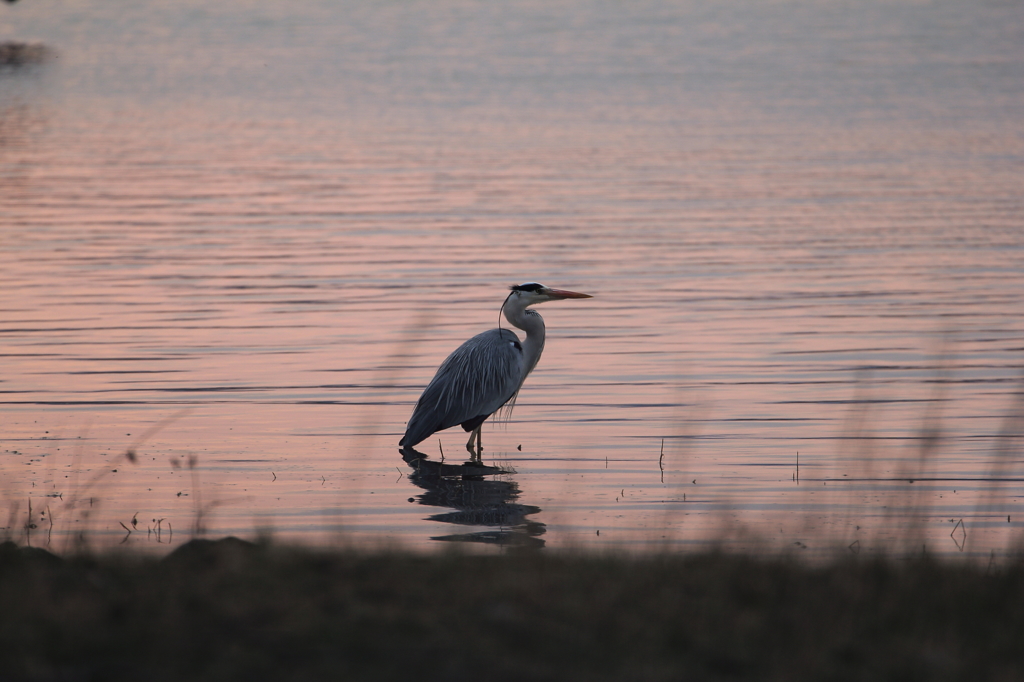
[3, 0, 1024, 558]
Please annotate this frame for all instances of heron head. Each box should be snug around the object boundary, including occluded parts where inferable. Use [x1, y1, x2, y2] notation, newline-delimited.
[508, 282, 593, 304]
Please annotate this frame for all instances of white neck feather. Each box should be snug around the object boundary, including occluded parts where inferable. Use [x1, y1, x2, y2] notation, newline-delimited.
[503, 294, 546, 379]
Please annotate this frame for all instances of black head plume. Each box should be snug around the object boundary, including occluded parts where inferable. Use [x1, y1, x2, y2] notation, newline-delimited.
[510, 282, 545, 293]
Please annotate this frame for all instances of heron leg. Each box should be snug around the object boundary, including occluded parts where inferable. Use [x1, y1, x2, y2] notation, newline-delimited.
[465, 426, 483, 461]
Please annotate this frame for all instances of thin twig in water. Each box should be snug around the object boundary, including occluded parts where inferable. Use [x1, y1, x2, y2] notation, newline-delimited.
[659, 439, 665, 483]
[951, 518, 966, 552]
[189, 455, 203, 537]
[24, 497, 35, 547]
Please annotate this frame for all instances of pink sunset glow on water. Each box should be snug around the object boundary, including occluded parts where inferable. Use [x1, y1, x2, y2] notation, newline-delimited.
[2, 0, 1023, 557]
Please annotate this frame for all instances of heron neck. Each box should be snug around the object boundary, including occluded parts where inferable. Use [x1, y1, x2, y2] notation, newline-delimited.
[503, 300, 546, 377]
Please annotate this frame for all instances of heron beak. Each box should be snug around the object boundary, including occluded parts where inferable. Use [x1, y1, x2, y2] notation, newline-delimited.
[545, 288, 593, 299]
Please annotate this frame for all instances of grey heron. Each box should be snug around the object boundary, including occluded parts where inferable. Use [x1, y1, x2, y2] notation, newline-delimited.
[400, 282, 592, 459]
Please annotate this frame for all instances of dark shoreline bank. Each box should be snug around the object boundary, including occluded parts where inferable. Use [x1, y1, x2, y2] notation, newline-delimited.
[2, 538, 1023, 681]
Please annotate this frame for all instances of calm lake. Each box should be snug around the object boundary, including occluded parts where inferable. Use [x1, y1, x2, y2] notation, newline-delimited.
[2, 0, 1022, 558]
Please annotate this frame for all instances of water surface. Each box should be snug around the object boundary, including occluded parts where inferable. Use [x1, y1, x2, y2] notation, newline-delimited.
[2, 0, 1023, 557]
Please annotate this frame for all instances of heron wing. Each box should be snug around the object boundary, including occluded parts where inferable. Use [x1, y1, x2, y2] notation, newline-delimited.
[401, 328, 524, 448]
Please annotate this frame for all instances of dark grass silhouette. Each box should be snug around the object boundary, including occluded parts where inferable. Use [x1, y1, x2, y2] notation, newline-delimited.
[3, 538, 1024, 681]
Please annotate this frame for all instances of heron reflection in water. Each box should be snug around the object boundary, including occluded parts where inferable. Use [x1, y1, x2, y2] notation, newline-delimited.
[401, 449, 545, 548]
[400, 282, 592, 460]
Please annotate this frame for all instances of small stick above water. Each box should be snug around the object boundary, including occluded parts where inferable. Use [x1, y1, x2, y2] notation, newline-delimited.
[659, 438, 665, 483]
